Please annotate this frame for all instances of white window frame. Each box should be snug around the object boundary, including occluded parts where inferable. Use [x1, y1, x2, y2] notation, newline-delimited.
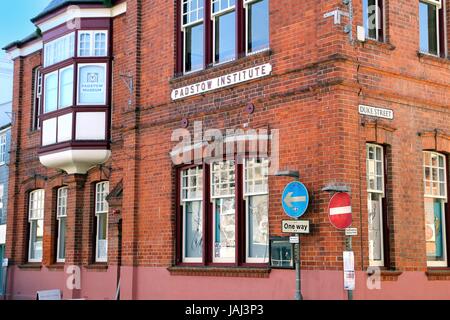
[182, 0, 205, 74]
[44, 32, 75, 68]
[363, 0, 384, 42]
[33, 68, 43, 130]
[210, 160, 236, 263]
[76, 63, 107, 106]
[211, 0, 236, 65]
[244, 158, 269, 264]
[419, 0, 443, 57]
[181, 167, 204, 263]
[423, 151, 448, 267]
[244, 0, 270, 55]
[0, 185, 4, 224]
[56, 187, 68, 263]
[95, 181, 109, 263]
[0, 133, 7, 165]
[57, 65, 74, 109]
[77, 31, 108, 57]
[366, 144, 385, 267]
[43, 66, 75, 114]
[28, 189, 45, 263]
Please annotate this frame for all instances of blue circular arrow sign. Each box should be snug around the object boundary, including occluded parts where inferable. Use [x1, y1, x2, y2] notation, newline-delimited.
[282, 181, 309, 218]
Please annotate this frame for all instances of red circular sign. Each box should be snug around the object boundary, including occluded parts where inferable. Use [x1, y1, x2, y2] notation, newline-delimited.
[328, 192, 352, 230]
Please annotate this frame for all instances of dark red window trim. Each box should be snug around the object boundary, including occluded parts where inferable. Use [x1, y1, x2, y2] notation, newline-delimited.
[175, 0, 266, 75]
[175, 156, 269, 268]
[381, 144, 391, 268]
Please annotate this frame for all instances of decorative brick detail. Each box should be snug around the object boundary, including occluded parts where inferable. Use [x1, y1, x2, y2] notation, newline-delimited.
[420, 130, 450, 153]
[363, 120, 396, 146]
[167, 266, 271, 278]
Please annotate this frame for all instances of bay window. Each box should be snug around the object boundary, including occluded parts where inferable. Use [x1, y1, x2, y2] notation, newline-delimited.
[56, 187, 68, 263]
[362, 0, 384, 41]
[178, 158, 269, 266]
[423, 151, 448, 267]
[95, 181, 109, 263]
[366, 144, 386, 267]
[28, 189, 45, 263]
[419, 0, 445, 56]
[178, 0, 270, 74]
[32, 67, 42, 130]
[40, 28, 110, 150]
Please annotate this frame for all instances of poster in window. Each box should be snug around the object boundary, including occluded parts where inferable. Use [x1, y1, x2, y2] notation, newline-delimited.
[78, 64, 106, 105]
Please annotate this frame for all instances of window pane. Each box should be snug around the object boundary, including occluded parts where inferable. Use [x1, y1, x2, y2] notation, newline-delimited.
[248, 0, 269, 53]
[184, 201, 203, 259]
[368, 193, 383, 263]
[247, 195, 269, 260]
[424, 198, 445, 262]
[78, 64, 106, 105]
[44, 73, 58, 113]
[44, 33, 75, 67]
[214, 197, 235, 261]
[79, 33, 91, 56]
[29, 219, 44, 261]
[58, 217, 66, 261]
[211, 161, 235, 197]
[183, 0, 204, 25]
[59, 67, 73, 108]
[185, 23, 204, 72]
[419, 1, 438, 55]
[94, 33, 107, 56]
[214, 11, 236, 63]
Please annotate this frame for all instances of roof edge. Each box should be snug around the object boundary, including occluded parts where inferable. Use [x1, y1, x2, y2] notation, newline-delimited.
[31, 0, 112, 23]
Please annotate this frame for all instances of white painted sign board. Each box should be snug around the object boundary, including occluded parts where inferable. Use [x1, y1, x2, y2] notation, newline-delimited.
[171, 64, 272, 100]
[282, 220, 310, 234]
[359, 105, 394, 120]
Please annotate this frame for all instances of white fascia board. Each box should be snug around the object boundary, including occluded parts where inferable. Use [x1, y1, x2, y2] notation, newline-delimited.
[37, 2, 127, 33]
[7, 41, 43, 60]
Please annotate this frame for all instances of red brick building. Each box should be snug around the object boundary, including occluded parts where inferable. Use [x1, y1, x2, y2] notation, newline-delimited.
[2, 0, 450, 299]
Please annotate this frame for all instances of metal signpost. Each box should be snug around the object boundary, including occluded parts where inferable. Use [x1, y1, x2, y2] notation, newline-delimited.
[280, 179, 310, 301]
[328, 192, 355, 300]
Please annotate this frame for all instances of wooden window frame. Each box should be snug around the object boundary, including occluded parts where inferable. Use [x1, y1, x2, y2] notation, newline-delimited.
[176, 0, 270, 74]
[175, 156, 269, 268]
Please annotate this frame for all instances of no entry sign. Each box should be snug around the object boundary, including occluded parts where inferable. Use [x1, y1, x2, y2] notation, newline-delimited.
[328, 192, 352, 230]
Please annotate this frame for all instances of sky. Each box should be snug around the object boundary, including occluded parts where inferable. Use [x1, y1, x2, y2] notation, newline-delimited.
[0, 1, 52, 58]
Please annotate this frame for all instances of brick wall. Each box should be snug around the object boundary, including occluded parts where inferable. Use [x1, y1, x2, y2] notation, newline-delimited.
[5, 0, 450, 297]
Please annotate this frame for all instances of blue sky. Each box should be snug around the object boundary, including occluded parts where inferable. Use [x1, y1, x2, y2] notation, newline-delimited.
[0, 1, 52, 57]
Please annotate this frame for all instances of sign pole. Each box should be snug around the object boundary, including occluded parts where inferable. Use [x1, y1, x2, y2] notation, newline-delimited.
[295, 221, 302, 301]
[277, 171, 308, 301]
[345, 236, 353, 301]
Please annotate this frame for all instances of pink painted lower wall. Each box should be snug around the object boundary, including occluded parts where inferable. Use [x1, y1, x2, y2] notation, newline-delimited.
[6, 266, 117, 300]
[5, 266, 450, 300]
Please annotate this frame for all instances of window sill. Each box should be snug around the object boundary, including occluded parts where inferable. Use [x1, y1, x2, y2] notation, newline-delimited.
[360, 39, 396, 52]
[85, 263, 108, 271]
[168, 266, 271, 278]
[170, 49, 273, 85]
[367, 269, 403, 281]
[47, 264, 65, 271]
[18, 263, 42, 270]
[417, 51, 450, 67]
[425, 268, 450, 280]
